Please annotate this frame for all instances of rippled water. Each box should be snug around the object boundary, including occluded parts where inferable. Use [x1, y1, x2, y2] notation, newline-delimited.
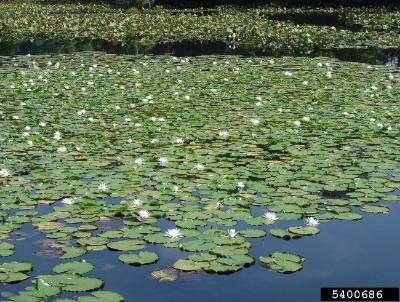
[2, 196, 400, 301]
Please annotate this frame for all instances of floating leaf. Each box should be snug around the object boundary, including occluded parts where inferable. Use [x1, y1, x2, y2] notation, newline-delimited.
[260, 252, 304, 273]
[53, 260, 94, 275]
[118, 251, 159, 265]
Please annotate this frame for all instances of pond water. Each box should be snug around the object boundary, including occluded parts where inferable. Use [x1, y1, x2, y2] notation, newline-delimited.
[1, 39, 399, 66]
[264, 12, 364, 31]
[2, 199, 400, 301]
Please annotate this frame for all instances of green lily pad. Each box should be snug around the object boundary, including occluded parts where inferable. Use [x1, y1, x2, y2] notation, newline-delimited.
[118, 251, 159, 265]
[53, 260, 94, 275]
[107, 240, 145, 251]
[288, 226, 320, 236]
[260, 252, 304, 274]
[77, 291, 124, 302]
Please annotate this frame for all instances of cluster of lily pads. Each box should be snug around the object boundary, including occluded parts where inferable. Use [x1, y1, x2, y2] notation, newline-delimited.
[0, 52, 399, 301]
[1, 1, 400, 54]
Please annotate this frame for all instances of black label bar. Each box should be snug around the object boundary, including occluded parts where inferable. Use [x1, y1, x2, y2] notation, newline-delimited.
[321, 288, 399, 301]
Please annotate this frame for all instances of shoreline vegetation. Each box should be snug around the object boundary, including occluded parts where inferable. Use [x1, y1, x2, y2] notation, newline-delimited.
[0, 2, 400, 55]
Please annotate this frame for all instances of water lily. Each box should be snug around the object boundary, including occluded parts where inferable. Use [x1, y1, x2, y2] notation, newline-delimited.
[305, 217, 319, 227]
[218, 131, 229, 138]
[293, 120, 301, 127]
[250, 118, 260, 126]
[158, 157, 168, 166]
[138, 210, 151, 221]
[165, 228, 183, 239]
[62, 197, 75, 205]
[0, 168, 10, 178]
[98, 182, 108, 192]
[134, 158, 144, 166]
[263, 212, 278, 221]
[226, 229, 238, 239]
[237, 182, 245, 189]
[129, 199, 142, 209]
[195, 163, 205, 170]
[53, 131, 62, 140]
[175, 138, 184, 144]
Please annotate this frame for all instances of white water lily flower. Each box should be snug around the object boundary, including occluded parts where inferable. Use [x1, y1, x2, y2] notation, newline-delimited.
[175, 138, 184, 144]
[302, 116, 310, 122]
[158, 157, 168, 166]
[172, 185, 179, 192]
[195, 163, 205, 171]
[138, 210, 151, 221]
[184, 95, 190, 100]
[302, 80, 309, 85]
[250, 118, 260, 126]
[39, 121, 46, 127]
[326, 71, 332, 79]
[216, 201, 224, 209]
[293, 120, 301, 127]
[237, 182, 245, 189]
[388, 74, 394, 81]
[98, 182, 108, 192]
[305, 217, 319, 227]
[27, 140, 33, 146]
[0, 168, 10, 178]
[218, 131, 229, 139]
[53, 131, 62, 140]
[62, 197, 75, 205]
[263, 212, 278, 221]
[39, 279, 50, 286]
[130, 199, 142, 208]
[57, 146, 67, 153]
[134, 158, 144, 166]
[165, 228, 183, 239]
[226, 229, 238, 239]
[77, 109, 86, 116]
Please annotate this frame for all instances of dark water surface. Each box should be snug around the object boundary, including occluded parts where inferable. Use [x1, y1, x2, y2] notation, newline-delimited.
[2, 199, 400, 302]
[1, 39, 399, 66]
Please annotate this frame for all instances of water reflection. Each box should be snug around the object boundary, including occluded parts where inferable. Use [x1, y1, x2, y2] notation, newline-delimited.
[264, 12, 363, 31]
[1, 39, 399, 66]
[3, 201, 400, 301]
